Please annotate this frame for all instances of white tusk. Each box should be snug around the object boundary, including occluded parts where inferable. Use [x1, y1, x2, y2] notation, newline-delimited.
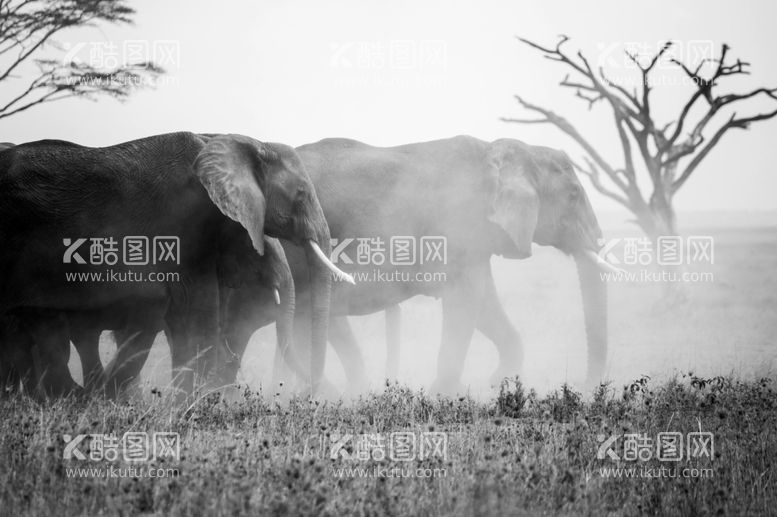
[307, 241, 356, 285]
[273, 288, 281, 305]
[583, 249, 625, 275]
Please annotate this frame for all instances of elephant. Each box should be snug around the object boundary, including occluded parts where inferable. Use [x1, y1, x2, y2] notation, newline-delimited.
[0, 308, 76, 395]
[1, 139, 299, 395]
[36, 234, 309, 397]
[0, 132, 352, 396]
[275, 136, 614, 393]
[67, 234, 299, 396]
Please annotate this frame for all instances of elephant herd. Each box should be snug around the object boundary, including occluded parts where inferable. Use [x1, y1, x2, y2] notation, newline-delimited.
[0, 132, 616, 400]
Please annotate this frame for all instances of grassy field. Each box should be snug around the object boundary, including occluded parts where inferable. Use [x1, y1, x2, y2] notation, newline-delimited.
[0, 374, 775, 515]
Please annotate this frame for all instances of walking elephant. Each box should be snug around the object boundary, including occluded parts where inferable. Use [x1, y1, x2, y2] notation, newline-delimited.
[0, 132, 352, 396]
[278, 135, 614, 393]
[66, 234, 300, 396]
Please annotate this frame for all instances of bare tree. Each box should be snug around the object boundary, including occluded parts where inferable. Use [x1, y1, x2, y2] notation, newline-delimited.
[502, 36, 777, 240]
[0, 0, 163, 121]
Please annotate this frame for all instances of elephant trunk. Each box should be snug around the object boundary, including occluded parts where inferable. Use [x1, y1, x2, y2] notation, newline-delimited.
[303, 233, 340, 393]
[573, 252, 608, 386]
[274, 273, 306, 377]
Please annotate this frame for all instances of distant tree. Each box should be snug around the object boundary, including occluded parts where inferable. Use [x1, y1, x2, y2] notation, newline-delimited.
[0, 0, 163, 121]
[503, 36, 777, 240]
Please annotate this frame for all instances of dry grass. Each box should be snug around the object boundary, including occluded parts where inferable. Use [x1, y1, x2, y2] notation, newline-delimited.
[0, 374, 775, 516]
[5, 220, 777, 515]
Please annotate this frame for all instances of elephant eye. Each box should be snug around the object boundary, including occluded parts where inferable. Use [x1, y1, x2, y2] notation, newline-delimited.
[294, 187, 310, 206]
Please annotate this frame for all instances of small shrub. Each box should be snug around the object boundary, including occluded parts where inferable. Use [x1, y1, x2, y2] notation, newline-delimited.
[496, 376, 525, 418]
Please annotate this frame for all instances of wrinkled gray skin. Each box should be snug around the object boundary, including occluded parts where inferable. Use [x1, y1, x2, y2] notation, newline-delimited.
[59, 235, 303, 397]
[287, 136, 608, 393]
[0, 133, 336, 397]
[212, 136, 609, 394]
[60, 235, 295, 397]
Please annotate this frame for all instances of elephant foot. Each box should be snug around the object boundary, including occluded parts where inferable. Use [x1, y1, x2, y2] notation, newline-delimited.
[82, 366, 108, 392]
[581, 360, 608, 392]
[490, 354, 523, 387]
[489, 367, 522, 388]
[304, 377, 341, 401]
[430, 377, 468, 397]
[271, 370, 296, 393]
[219, 384, 245, 404]
[102, 376, 136, 399]
[41, 382, 85, 400]
[583, 373, 609, 394]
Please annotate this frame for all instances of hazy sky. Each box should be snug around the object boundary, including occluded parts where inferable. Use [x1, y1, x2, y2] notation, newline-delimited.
[1, 0, 776, 215]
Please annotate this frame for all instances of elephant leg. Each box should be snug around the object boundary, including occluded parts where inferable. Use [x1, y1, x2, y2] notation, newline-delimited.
[166, 276, 220, 396]
[1, 317, 18, 392]
[269, 325, 312, 392]
[218, 287, 276, 387]
[102, 300, 166, 397]
[24, 311, 82, 397]
[7, 347, 36, 395]
[328, 316, 369, 392]
[270, 308, 310, 390]
[286, 313, 337, 396]
[287, 314, 312, 389]
[69, 320, 104, 392]
[164, 315, 189, 396]
[475, 266, 523, 385]
[220, 317, 255, 387]
[433, 262, 489, 394]
[103, 328, 157, 397]
[0, 344, 12, 392]
[384, 305, 401, 381]
[0, 317, 35, 394]
[271, 340, 290, 389]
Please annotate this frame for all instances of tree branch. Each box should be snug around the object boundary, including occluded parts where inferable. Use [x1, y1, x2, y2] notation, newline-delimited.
[0, 0, 163, 121]
[571, 155, 631, 208]
[672, 108, 777, 192]
[502, 95, 630, 194]
[508, 36, 777, 238]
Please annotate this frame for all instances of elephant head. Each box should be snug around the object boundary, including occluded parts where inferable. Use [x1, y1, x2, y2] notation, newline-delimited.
[486, 138, 611, 384]
[193, 134, 353, 391]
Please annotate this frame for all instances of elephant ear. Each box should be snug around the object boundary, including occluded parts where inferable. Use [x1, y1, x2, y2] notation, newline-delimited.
[486, 139, 540, 259]
[194, 134, 273, 255]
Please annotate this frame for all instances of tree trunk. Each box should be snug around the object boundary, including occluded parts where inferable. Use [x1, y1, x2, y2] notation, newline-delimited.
[634, 200, 688, 306]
